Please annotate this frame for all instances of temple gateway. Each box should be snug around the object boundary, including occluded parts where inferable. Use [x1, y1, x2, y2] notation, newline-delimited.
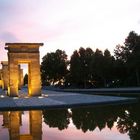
[0, 43, 43, 97]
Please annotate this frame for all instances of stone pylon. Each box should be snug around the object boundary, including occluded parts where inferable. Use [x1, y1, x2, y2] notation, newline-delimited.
[1, 61, 9, 90]
[0, 69, 2, 88]
[1, 61, 24, 92]
[5, 43, 43, 97]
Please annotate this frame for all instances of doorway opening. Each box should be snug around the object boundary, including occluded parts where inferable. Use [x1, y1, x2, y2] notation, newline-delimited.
[20, 64, 29, 97]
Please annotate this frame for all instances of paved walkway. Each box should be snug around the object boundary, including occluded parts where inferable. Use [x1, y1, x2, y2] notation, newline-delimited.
[0, 89, 138, 110]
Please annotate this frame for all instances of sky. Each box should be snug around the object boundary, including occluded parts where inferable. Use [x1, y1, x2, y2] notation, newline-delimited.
[0, 0, 140, 62]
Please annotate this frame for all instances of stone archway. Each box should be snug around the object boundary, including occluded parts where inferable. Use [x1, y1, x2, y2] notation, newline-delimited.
[5, 43, 43, 97]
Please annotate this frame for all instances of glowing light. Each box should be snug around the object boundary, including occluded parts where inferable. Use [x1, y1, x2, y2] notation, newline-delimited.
[0, 95, 5, 98]
[38, 96, 44, 99]
[0, 80, 2, 87]
[7, 86, 10, 96]
[13, 97, 19, 99]
[42, 94, 48, 97]
[24, 96, 29, 98]
[45, 95, 48, 97]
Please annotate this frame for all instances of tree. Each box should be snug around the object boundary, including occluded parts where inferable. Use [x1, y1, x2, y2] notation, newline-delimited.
[79, 47, 94, 88]
[24, 73, 28, 85]
[114, 31, 140, 86]
[90, 49, 104, 87]
[125, 31, 140, 86]
[41, 49, 68, 86]
[69, 50, 81, 86]
[70, 47, 115, 88]
[70, 47, 94, 88]
[102, 49, 115, 87]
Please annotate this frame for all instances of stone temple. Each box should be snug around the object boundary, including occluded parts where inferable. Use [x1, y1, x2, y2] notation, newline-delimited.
[1, 43, 43, 97]
[1, 61, 9, 90]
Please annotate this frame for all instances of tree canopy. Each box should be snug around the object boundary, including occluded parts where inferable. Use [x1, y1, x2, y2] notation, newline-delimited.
[41, 31, 140, 88]
[41, 49, 68, 86]
[23, 73, 28, 85]
[114, 31, 140, 86]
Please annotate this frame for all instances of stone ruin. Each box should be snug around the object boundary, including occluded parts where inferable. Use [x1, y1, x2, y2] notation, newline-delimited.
[0, 43, 43, 97]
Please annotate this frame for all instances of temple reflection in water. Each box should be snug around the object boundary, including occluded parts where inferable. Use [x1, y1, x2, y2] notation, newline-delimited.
[2, 111, 42, 140]
[0, 103, 140, 140]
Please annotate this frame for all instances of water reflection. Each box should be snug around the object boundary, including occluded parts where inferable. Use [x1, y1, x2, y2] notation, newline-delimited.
[117, 103, 140, 140]
[0, 103, 140, 140]
[43, 109, 70, 130]
[2, 111, 42, 140]
[71, 105, 123, 132]
[43, 103, 140, 140]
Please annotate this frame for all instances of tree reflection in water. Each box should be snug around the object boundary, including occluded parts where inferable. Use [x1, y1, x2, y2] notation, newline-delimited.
[43, 103, 140, 140]
[43, 109, 71, 130]
[71, 105, 125, 132]
[117, 103, 140, 140]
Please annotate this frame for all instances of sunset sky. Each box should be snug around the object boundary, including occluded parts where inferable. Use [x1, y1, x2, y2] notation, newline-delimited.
[0, 0, 140, 62]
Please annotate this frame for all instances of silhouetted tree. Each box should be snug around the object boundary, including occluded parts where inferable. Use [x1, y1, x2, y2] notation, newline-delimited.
[70, 47, 94, 88]
[102, 49, 115, 87]
[125, 31, 140, 86]
[41, 49, 68, 86]
[114, 31, 140, 86]
[24, 73, 28, 85]
[69, 50, 81, 87]
[90, 49, 104, 87]
[69, 47, 116, 88]
[40, 30, 140, 88]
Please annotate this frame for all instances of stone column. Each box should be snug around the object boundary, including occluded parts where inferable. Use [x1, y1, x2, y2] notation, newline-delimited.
[30, 111, 42, 140]
[18, 65, 21, 89]
[29, 58, 41, 96]
[1, 70, 4, 90]
[1, 61, 9, 90]
[0, 69, 2, 88]
[20, 69, 24, 88]
[18, 66, 23, 90]
[8, 59, 19, 96]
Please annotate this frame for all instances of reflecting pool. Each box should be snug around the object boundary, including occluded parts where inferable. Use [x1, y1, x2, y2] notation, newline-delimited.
[0, 103, 140, 140]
